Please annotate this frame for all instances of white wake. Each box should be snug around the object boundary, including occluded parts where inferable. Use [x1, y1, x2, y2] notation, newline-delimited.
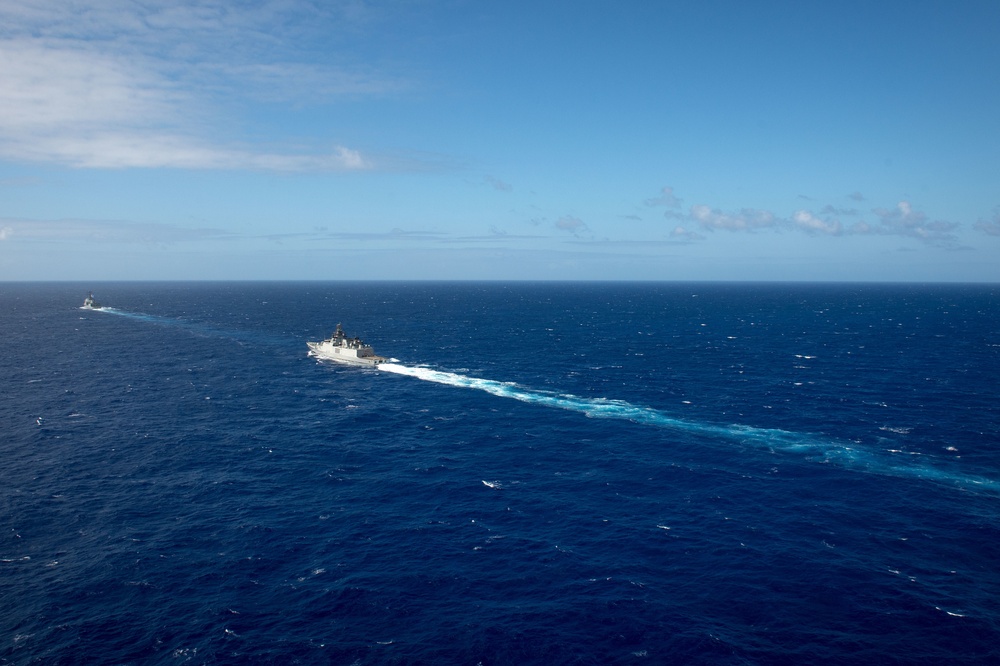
[377, 363, 996, 492]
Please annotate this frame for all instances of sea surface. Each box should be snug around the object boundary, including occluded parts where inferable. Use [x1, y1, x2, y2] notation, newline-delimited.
[2, 282, 998, 665]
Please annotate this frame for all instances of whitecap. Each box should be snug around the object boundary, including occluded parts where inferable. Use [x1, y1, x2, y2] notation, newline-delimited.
[935, 606, 966, 617]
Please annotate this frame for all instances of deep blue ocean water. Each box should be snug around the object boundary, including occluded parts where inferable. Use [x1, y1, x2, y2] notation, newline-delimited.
[2, 281, 998, 665]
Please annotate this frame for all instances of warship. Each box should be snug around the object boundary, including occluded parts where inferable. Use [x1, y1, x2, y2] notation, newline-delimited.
[307, 324, 386, 366]
[81, 292, 102, 310]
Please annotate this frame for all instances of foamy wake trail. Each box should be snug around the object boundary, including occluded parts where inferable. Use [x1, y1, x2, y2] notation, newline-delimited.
[96, 307, 287, 348]
[381, 364, 823, 444]
[96, 307, 156, 322]
[378, 364, 997, 492]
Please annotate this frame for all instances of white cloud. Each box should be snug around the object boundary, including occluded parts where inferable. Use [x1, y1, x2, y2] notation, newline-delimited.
[872, 201, 959, 244]
[0, 1, 392, 171]
[0, 121, 369, 171]
[691, 205, 778, 232]
[643, 187, 966, 247]
[669, 226, 704, 241]
[0, 41, 176, 131]
[876, 201, 922, 227]
[793, 210, 842, 235]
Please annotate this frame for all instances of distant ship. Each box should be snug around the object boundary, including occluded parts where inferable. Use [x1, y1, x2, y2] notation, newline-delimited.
[81, 292, 102, 310]
[307, 323, 387, 366]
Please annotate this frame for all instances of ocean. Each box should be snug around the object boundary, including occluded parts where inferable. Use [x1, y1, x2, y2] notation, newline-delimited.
[2, 281, 998, 664]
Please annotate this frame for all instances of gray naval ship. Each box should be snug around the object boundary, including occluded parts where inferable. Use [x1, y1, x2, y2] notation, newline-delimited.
[81, 292, 102, 310]
[307, 323, 387, 366]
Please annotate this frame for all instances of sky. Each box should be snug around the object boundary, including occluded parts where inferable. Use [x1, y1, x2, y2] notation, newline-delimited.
[1, 0, 999, 282]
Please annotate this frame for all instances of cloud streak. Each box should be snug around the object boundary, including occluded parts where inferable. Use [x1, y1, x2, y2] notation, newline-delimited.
[669, 226, 705, 241]
[0, 217, 233, 243]
[651, 185, 967, 247]
[871, 201, 959, 243]
[793, 210, 843, 235]
[690, 205, 778, 232]
[0, 0, 398, 171]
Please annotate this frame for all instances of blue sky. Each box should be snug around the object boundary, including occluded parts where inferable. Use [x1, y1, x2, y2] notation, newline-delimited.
[1, 0, 999, 281]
